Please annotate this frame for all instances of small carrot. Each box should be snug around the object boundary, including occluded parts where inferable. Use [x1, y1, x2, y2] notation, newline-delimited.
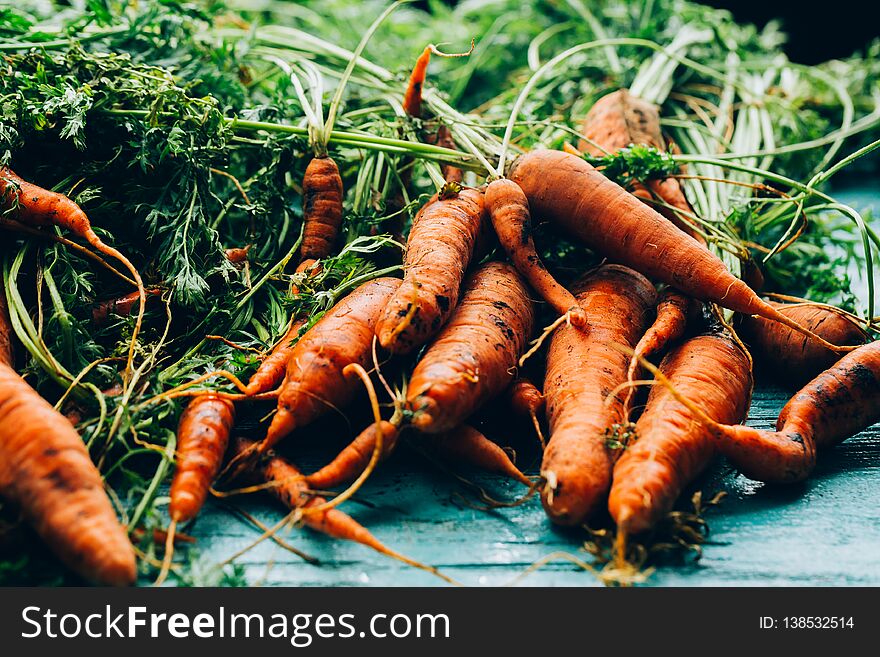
[375, 187, 488, 355]
[300, 156, 344, 264]
[541, 265, 657, 526]
[304, 421, 399, 490]
[424, 425, 531, 485]
[263, 277, 402, 449]
[508, 149, 853, 353]
[92, 287, 162, 325]
[738, 301, 868, 387]
[225, 245, 251, 265]
[402, 42, 474, 120]
[609, 334, 752, 534]
[485, 178, 588, 330]
[508, 377, 545, 448]
[406, 261, 535, 433]
[245, 318, 308, 396]
[0, 288, 13, 368]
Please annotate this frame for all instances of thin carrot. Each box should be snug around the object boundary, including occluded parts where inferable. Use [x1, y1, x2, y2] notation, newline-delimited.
[300, 156, 343, 264]
[92, 287, 162, 325]
[304, 420, 399, 490]
[541, 265, 657, 526]
[0, 362, 136, 585]
[609, 334, 752, 534]
[245, 317, 308, 396]
[375, 187, 488, 354]
[508, 149, 854, 353]
[424, 425, 531, 486]
[0, 288, 13, 368]
[507, 378, 545, 448]
[738, 300, 868, 387]
[402, 42, 474, 120]
[263, 277, 401, 449]
[485, 178, 588, 330]
[406, 261, 535, 433]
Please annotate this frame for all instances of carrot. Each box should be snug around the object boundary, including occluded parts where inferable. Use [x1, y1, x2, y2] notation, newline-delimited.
[406, 261, 535, 433]
[705, 340, 880, 483]
[245, 317, 308, 396]
[580, 89, 698, 239]
[424, 425, 531, 485]
[508, 149, 852, 353]
[738, 301, 868, 387]
[484, 178, 588, 329]
[0, 288, 13, 368]
[263, 277, 402, 448]
[508, 377, 545, 448]
[92, 287, 162, 325]
[304, 421, 399, 490]
[541, 265, 657, 526]
[300, 156, 344, 264]
[375, 187, 488, 354]
[0, 361, 136, 585]
[225, 245, 251, 265]
[609, 334, 752, 534]
[403, 45, 433, 119]
[169, 394, 236, 524]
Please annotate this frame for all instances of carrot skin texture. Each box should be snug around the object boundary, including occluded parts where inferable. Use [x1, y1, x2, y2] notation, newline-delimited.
[509, 378, 544, 418]
[169, 394, 236, 523]
[738, 301, 867, 387]
[305, 421, 399, 490]
[264, 277, 402, 448]
[406, 261, 535, 433]
[300, 156, 344, 263]
[717, 340, 880, 483]
[246, 318, 308, 395]
[508, 150, 774, 318]
[485, 178, 588, 329]
[609, 334, 752, 534]
[541, 265, 657, 526]
[0, 362, 136, 585]
[425, 425, 531, 485]
[403, 46, 432, 118]
[375, 188, 488, 355]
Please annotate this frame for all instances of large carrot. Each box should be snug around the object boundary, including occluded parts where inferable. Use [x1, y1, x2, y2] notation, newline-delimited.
[706, 340, 880, 483]
[304, 421, 399, 490]
[580, 89, 698, 239]
[406, 261, 535, 433]
[609, 334, 752, 534]
[485, 178, 588, 329]
[300, 156, 344, 264]
[424, 425, 531, 485]
[375, 188, 488, 355]
[245, 318, 308, 396]
[263, 277, 401, 448]
[738, 301, 868, 386]
[169, 394, 235, 524]
[0, 362, 136, 585]
[540, 265, 656, 526]
[508, 149, 851, 352]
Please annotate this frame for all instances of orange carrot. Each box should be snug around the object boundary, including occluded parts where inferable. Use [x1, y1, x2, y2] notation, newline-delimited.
[508, 377, 545, 447]
[403, 45, 433, 119]
[424, 425, 531, 485]
[541, 265, 656, 526]
[0, 288, 13, 368]
[709, 340, 880, 483]
[92, 287, 162, 325]
[406, 261, 535, 433]
[609, 334, 752, 534]
[225, 245, 251, 265]
[169, 394, 236, 524]
[263, 277, 401, 448]
[304, 421, 399, 490]
[300, 157, 343, 264]
[485, 178, 588, 330]
[738, 301, 868, 387]
[245, 318, 308, 396]
[508, 149, 851, 353]
[375, 188, 488, 354]
[0, 361, 136, 585]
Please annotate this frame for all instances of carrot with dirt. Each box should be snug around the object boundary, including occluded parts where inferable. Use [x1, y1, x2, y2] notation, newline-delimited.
[299, 156, 344, 264]
[245, 317, 309, 396]
[304, 420, 399, 490]
[484, 178, 588, 329]
[0, 361, 136, 585]
[263, 277, 402, 448]
[541, 265, 657, 526]
[738, 301, 868, 387]
[508, 377, 545, 448]
[508, 149, 854, 353]
[375, 187, 488, 354]
[609, 334, 752, 534]
[423, 425, 531, 485]
[405, 261, 535, 433]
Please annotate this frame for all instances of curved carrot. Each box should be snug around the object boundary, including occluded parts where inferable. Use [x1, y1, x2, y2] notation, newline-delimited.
[508, 377, 545, 448]
[0, 361, 136, 585]
[609, 334, 752, 534]
[738, 301, 868, 387]
[375, 187, 488, 355]
[263, 277, 401, 449]
[300, 156, 344, 263]
[246, 318, 308, 396]
[92, 288, 162, 325]
[485, 178, 588, 330]
[406, 261, 535, 433]
[305, 421, 399, 490]
[541, 265, 656, 526]
[424, 425, 531, 485]
[508, 149, 852, 353]
[169, 394, 236, 524]
[403, 45, 433, 119]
